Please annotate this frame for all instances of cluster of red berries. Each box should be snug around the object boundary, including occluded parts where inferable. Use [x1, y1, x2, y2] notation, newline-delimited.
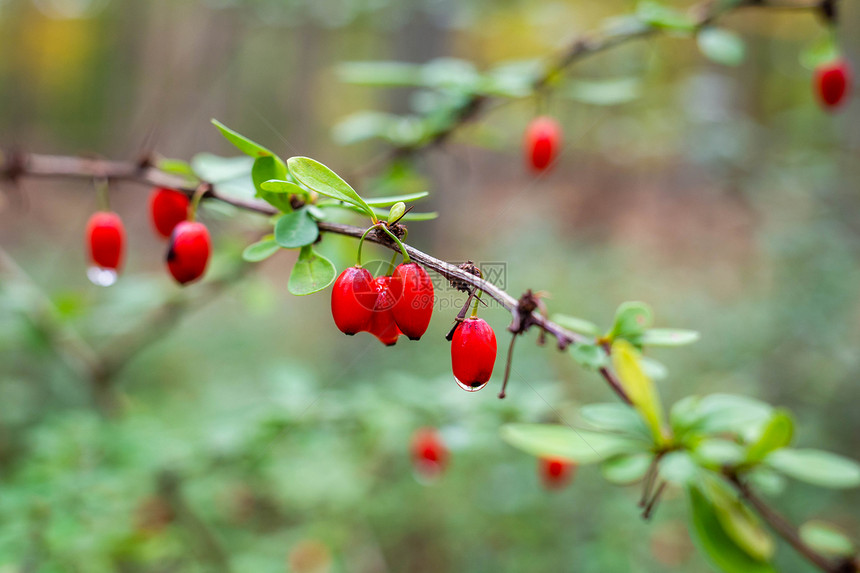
[84, 187, 211, 286]
[410, 428, 575, 489]
[815, 59, 853, 111]
[331, 261, 435, 345]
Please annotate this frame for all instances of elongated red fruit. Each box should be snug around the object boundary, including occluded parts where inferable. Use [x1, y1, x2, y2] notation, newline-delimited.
[411, 427, 448, 479]
[391, 262, 434, 340]
[539, 457, 576, 490]
[451, 317, 496, 390]
[331, 266, 377, 335]
[525, 116, 562, 172]
[150, 187, 190, 239]
[367, 275, 401, 346]
[166, 221, 211, 285]
[815, 59, 852, 110]
[86, 211, 125, 270]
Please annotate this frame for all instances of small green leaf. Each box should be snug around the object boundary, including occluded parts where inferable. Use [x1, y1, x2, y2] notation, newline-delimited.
[570, 343, 608, 370]
[363, 192, 429, 207]
[337, 61, 423, 87]
[688, 486, 777, 573]
[274, 209, 319, 249]
[671, 394, 773, 437]
[260, 179, 309, 196]
[639, 356, 668, 380]
[799, 521, 855, 557]
[580, 403, 650, 439]
[640, 328, 700, 347]
[288, 157, 374, 218]
[252, 156, 293, 212]
[212, 119, 280, 160]
[601, 453, 653, 485]
[746, 410, 794, 462]
[746, 468, 787, 497]
[388, 202, 406, 223]
[370, 206, 437, 221]
[660, 451, 699, 485]
[242, 237, 280, 262]
[288, 246, 336, 296]
[552, 314, 600, 337]
[190, 153, 253, 183]
[612, 340, 666, 444]
[637, 1, 697, 32]
[766, 449, 860, 489]
[694, 439, 745, 467]
[157, 158, 197, 179]
[562, 77, 642, 106]
[501, 423, 647, 465]
[698, 27, 746, 67]
[800, 36, 840, 71]
[609, 301, 653, 341]
[708, 480, 776, 562]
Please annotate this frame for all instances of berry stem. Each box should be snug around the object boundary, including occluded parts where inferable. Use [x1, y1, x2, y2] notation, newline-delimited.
[380, 225, 411, 264]
[385, 251, 398, 276]
[470, 289, 483, 318]
[356, 223, 382, 267]
[188, 184, 209, 222]
[94, 177, 110, 211]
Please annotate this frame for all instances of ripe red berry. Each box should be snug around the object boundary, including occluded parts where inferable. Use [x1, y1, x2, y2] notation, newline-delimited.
[391, 262, 434, 340]
[150, 187, 190, 239]
[411, 427, 448, 479]
[539, 457, 576, 490]
[367, 275, 401, 346]
[86, 211, 125, 271]
[451, 317, 497, 391]
[815, 59, 852, 110]
[166, 221, 211, 285]
[525, 116, 562, 172]
[331, 266, 377, 335]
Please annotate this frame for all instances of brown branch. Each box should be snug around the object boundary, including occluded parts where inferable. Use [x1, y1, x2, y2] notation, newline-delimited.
[728, 474, 855, 573]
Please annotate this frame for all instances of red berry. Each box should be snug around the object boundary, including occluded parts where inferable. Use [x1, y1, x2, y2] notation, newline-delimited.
[367, 275, 401, 346]
[166, 221, 211, 285]
[86, 211, 125, 271]
[391, 262, 434, 340]
[539, 457, 576, 490]
[331, 266, 377, 335]
[525, 116, 562, 172]
[451, 317, 497, 391]
[411, 427, 448, 479]
[150, 187, 190, 239]
[815, 59, 852, 110]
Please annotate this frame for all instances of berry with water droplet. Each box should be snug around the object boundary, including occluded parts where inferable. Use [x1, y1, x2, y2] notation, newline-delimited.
[815, 59, 852, 110]
[391, 262, 434, 340]
[150, 187, 190, 239]
[367, 275, 401, 346]
[451, 317, 496, 390]
[411, 427, 448, 479]
[525, 116, 562, 172]
[166, 221, 211, 285]
[331, 266, 377, 335]
[539, 457, 576, 490]
[86, 211, 125, 272]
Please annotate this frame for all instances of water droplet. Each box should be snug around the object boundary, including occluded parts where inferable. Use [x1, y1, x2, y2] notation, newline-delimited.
[455, 377, 488, 392]
[87, 266, 117, 287]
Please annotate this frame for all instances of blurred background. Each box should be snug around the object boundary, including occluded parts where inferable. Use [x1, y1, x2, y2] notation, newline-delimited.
[1, 0, 859, 571]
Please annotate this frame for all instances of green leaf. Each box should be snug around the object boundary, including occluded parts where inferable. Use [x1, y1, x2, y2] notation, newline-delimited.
[708, 479, 776, 562]
[363, 192, 429, 207]
[337, 61, 423, 87]
[552, 314, 600, 337]
[611, 340, 666, 444]
[501, 423, 647, 465]
[671, 394, 773, 437]
[157, 158, 197, 180]
[274, 209, 319, 249]
[388, 202, 406, 223]
[580, 403, 650, 439]
[260, 179, 309, 196]
[287, 157, 374, 218]
[694, 439, 745, 467]
[601, 453, 653, 485]
[746, 468, 787, 497]
[370, 206, 437, 221]
[698, 27, 746, 67]
[242, 237, 280, 262]
[659, 451, 699, 485]
[570, 343, 608, 370]
[609, 301, 653, 341]
[640, 328, 700, 347]
[212, 119, 280, 160]
[800, 36, 840, 71]
[287, 246, 336, 296]
[637, 1, 697, 32]
[562, 78, 642, 106]
[252, 156, 293, 212]
[688, 486, 777, 573]
[766, 449, 860, 489]
[190, 153, 254, 183]
[799, 521, 855, 557]
[639, 356, 668, 380]
[746, 410, 794, 462]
